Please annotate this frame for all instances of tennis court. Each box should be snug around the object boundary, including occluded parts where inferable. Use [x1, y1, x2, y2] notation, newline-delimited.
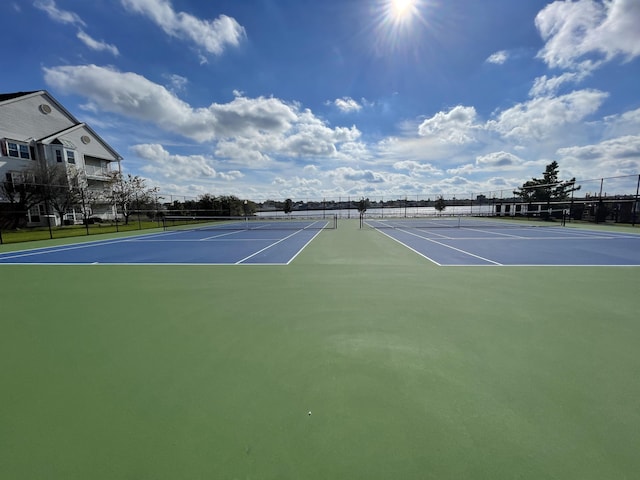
[0, 216, 335, 265]
[2, 218, 640, 480]
[364, 216, 640, 266]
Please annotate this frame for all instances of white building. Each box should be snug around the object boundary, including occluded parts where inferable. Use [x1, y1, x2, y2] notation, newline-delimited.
[0, 90, 122, 226]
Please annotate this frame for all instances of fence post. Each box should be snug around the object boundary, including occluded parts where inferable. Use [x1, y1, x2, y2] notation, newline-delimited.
[136, 192, 142, 230]
[45, 200, 53, 239]
[81, 188, 89, 235]
[634, 174, 640, 227]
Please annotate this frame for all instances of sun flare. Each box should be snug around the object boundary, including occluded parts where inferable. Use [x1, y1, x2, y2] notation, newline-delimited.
[391, 0, 415, 18]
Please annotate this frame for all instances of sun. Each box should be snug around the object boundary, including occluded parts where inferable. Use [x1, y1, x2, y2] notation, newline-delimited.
[371, 0, 432, 53]
[390, 0, 416, 19]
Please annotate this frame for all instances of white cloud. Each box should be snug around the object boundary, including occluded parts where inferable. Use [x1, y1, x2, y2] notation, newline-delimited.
[120, 0, 245, 56]
[77, 31, 119, 56]
[418, 105, 480, 144]
[486, 50, 509, 65]
[333, 97, 362, 113]
[218, 170, 244, 181]
[556, 135, 640, 176]
[34, 0, 85, 27]
[43, 64, 367, 171]
[331, 167, 387, 184]
[475, 151, 525, 168]
[132, 143, 245, 182]
[602, 107, 640, 139]
[163, 73, 188, 92]
[271, 176, 322, 189]
[487, 89, 608, 140]
[536, 0, 640, 73]
[529, 72, 585, 97]
[214, 138, 275, 167]
[43, 64, 298, 142]
[392, 160, 441, 175]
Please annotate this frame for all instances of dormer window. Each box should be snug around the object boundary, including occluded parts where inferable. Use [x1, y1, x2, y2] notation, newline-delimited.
[5, 141, 31, 159]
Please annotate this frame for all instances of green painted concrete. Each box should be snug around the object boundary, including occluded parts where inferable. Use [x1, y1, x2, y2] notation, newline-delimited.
[1, 219, 639, 479]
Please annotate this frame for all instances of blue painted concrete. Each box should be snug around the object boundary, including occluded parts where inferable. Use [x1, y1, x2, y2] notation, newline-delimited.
[0, 227, 324, 265]
[376, 226, 640, 266]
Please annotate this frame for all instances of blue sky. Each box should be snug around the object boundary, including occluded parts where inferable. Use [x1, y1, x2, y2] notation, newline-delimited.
[2, 0, 640, 201]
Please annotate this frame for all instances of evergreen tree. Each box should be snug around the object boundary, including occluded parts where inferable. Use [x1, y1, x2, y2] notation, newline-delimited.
[283, 198, 293, 214]
[513, 161, 580, 202]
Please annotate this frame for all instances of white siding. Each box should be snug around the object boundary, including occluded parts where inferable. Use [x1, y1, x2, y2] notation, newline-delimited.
[0, 92, 77, 141]
[57, 126, 120, 163]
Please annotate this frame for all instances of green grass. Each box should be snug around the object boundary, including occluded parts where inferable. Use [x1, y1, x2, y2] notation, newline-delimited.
[1, 220, 639, 479]
[0, 218, 163, 244]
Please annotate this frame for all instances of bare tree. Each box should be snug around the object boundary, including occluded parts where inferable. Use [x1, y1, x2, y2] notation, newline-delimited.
[0, 171, 40, 228]
[108, 172, 159, 225]
[36, 163, 84, 225]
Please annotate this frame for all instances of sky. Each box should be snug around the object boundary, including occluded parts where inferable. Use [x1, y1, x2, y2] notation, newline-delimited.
[2, 0, 640, 201]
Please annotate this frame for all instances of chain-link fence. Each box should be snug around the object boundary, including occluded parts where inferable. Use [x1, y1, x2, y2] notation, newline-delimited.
[1, 174, 639, 245]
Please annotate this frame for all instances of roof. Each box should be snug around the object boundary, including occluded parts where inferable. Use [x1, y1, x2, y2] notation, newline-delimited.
[1, 90, 123, 162]
[0, 91, 39, 102]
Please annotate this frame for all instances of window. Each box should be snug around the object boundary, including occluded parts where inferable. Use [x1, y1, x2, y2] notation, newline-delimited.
[19, 144, 30, 159]
[5, 141, 31, 159]
[66, 150, 76, 164]
[29, 206, 42, 223]
[55, 149, 63, 163]
[7, 142, 19, 157]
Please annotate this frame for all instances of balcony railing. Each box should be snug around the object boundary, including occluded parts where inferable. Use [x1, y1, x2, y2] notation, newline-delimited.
[84, 165, 111, 179]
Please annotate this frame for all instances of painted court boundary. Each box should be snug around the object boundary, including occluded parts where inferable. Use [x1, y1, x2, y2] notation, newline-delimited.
[373, 224, 640, 267]
[0, 227, 323, 266]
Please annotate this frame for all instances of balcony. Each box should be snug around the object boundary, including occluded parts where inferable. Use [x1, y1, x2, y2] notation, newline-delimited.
[84, 164, 112, 180]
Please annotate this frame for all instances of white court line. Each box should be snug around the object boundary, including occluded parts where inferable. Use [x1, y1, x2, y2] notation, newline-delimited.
[130, 238, 277, 242]
[287, 228, 325, 264]
[444, 264, 640, 267]
[0, 237, 138, 260]
[461, 227, 525, 238]
[442, 235, 631, 241]
[4, 261, 637, 267]
[235, 229, 307, 264]
[396, 228, 503, 265]
[200, 230, 245, 241]
[375, 226, 640, 267]
[0, 229, 195, 261]
[373, 228, 443, 266]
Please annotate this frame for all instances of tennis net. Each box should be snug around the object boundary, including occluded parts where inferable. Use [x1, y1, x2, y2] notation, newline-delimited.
[363, 212, 567, 229]
[163, 214, 338, 231]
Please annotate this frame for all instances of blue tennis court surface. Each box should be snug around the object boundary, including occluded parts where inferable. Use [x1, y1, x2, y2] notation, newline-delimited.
[367, 220, 640, 266]
[0, 226, 324, 265]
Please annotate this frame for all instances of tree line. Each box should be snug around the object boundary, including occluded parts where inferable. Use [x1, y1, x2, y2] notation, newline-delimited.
[0, 160, 583, 230]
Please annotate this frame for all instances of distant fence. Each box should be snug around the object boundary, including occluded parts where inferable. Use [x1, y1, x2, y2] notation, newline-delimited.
[1, 174, 639, 245]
